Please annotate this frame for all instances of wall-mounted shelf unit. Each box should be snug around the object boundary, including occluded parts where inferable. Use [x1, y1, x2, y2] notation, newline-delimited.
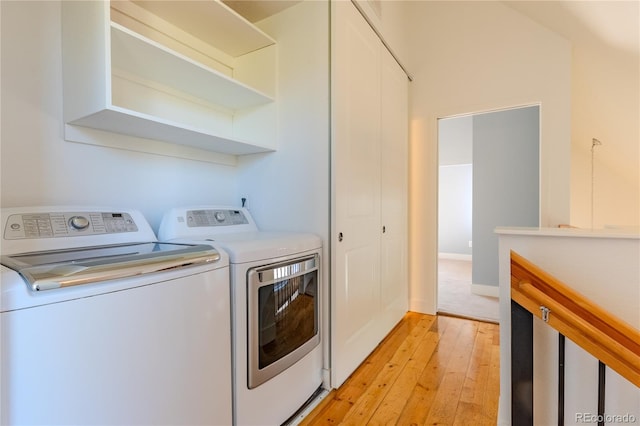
[130, 0, 274, 57]
[62, 0, 277, 161]
[110, 23, 273, 110]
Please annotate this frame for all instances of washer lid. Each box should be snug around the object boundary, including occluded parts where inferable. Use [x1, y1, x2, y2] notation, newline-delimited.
[1, 242, 220, 291]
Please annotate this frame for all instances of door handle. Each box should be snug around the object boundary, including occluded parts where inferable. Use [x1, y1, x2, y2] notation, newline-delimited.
[338, 232, 343, 242]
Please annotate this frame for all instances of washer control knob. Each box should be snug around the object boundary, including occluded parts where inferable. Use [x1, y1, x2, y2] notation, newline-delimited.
[69, 215, 90, 230]
[214, 211, 226, 222]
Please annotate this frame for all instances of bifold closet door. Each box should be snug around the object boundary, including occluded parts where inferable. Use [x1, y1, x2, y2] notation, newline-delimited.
[379, 45, 409, 336]
[331, 0, 382, 388]
[331, 1, 409, 388]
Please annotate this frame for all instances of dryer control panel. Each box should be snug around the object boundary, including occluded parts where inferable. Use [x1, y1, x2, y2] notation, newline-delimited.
[3, 212, 138, 240]
[186, 209, 249, 227]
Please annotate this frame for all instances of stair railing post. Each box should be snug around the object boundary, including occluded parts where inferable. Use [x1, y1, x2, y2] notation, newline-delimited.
[511, 300, 534, 425]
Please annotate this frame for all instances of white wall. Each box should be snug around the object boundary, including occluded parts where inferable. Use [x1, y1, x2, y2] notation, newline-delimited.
[406, 0, 572, 314]
[569, 15, 640, 229]
[438, 164, 472, 256]
[572, 144, 640, 230]
[0, 1, 330, 241]
[438, 115, 473, 256]
[0, 1, 238, 230]
[237, 1, 329, 237]
[352, 0, 410, 68]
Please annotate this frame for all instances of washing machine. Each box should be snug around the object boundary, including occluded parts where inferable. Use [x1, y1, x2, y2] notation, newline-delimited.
[158, 206, 323, 426]
[0, 206, 232, 425]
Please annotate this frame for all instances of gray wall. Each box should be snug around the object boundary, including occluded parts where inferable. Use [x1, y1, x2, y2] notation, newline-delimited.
[472, 106, 540, 286]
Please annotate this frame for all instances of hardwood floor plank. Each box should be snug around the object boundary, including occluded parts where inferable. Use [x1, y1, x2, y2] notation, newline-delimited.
[340, 315, 435, 425]
[423, 320, 478, 424]
[302, 313, 426, 425]
[396, 316, 463, 425]
[484, 343, 501, 421]
[454, 322, 494, 424]
[298, 313, 500, 426]
[367, 327, 441, 424]
[390, 322, 453, 425]
[423, 371, 467, 425]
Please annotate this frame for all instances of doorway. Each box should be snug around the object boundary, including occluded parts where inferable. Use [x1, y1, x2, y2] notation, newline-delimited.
[437, 106, 540, 322]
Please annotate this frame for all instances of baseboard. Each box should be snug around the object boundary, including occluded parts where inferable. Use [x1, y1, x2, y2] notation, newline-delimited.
[409, 298, 437, 315]
[438, 252, 472, 261]
[471, 283, 499, 298]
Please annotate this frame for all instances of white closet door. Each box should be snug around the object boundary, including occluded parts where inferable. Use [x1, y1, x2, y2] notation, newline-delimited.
[379, 47, 409, 332]
[331, 0, 382, 388]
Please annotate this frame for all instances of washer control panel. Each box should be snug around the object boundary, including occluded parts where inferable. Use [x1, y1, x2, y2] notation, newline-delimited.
[186, 209, 249, 227]
[3, 212, 138, 240]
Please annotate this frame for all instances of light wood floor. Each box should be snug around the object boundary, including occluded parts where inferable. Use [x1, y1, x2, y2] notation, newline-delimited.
[299, 312, 500, 425]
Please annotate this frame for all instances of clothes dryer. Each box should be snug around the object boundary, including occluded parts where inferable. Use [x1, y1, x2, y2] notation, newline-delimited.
[159, 206, 323, 425]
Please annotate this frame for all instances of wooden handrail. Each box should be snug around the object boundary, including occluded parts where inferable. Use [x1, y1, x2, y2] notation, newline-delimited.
[510, 250, 640, 387]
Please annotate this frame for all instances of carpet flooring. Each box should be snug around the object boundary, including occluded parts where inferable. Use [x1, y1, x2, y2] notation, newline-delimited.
[437, 258, 500, 323]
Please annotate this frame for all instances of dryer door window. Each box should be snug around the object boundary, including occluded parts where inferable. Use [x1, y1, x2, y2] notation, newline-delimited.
[247, 254, 320, 389]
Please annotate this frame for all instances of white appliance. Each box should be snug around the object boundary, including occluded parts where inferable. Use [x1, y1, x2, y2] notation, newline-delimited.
[159, 206, 323, 426]
[0, 206, 232, 425]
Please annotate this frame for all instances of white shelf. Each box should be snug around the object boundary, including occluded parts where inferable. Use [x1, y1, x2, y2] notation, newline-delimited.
[68, 106, 274, 155]
[111, 23, 273, 110]
[131, 0, 275, 57]
[62, 0, 277, 161]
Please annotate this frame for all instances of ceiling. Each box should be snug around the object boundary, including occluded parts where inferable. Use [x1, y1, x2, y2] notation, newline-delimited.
[225, 1, 639, 55]
[503, 0, 640, 55]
